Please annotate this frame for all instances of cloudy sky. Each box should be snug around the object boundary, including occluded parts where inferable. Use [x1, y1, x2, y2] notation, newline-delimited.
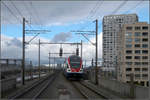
[1, 0, 149, 66]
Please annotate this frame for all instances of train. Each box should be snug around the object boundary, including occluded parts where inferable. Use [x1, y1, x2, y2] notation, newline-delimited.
[63, 55, 84, 80]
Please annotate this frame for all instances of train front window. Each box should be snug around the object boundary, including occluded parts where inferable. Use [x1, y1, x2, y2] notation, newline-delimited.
[69, 56, 81, 68]
[70, 62, 81, 68]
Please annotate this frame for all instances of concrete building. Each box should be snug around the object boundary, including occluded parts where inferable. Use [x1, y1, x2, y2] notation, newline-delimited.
[102, 14, 138, 78]
[118, 22, 149, 87]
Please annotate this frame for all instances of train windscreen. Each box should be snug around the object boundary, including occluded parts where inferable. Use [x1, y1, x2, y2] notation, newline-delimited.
[69, 56, 81, 68]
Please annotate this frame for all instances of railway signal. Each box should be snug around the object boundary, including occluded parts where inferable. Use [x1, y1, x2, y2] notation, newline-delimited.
[76, 48, 79, 56]
[59, 48, 63, 57]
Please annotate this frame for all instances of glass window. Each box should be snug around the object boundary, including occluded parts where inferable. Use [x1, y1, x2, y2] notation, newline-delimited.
[135, 74, 140, 77]
[142, 68, 148, 71]
[135, 44, 140, 48]
[142, 44, 148, 48]
[125, 32, 132, 37]
[126, 74, 130, 77]
[142, 32, 148, 36]
[126, 68, 132, 71]
[135, 32, 141, 36]
[126, 44, 132, 48]
[135, 68, 140, 71]
[126, 62, 132, 65]
[142, 26, 148, 30]
[142, 38, 148, 42]
[134, 38, 141, 42]
[142, 74, 148, 77]
[126, 26, 132, 30]
[135, 56, 140, 59]
[135, 26, 141, 30]
[126, 50, 132, 54]
[135, 50, 140, 54]
[142, 50, 148, 54]
[126, 56, 132, 59]
[134, 62, 141, 65]
[126, 38, 132, 43]
[142, 56, 148, 59]
[142, 62, 148, 65]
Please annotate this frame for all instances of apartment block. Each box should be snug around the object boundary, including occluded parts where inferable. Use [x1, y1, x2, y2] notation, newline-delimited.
[119, 22, 150, 87]
[102, 14, 138, 77]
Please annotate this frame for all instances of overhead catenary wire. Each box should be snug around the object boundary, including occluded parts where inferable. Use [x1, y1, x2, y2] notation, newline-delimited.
[110, 0, 128, 15]
[30, 1, 44, 29]
[23, 1, 39, 27]
[124, 0, 145, 14]
[1, 1, 22, 24]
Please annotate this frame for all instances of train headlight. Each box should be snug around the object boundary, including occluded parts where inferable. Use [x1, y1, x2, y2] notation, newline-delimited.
[67, 69, 71, 72]
[80, 69, 83, 72]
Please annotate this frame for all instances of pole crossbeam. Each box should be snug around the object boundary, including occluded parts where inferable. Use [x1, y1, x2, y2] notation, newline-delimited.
[75, 33, 96, 35]
[25, 30, 51, 34]
[71, 30, 95, 33]
[50, 53, 75, 54]
[40, 42, 81, 45]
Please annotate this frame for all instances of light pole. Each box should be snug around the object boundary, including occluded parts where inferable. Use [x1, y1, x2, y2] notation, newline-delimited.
[95, 19, 98, 85]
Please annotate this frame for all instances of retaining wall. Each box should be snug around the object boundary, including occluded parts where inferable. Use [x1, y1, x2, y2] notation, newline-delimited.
[98, 78, 149, 99]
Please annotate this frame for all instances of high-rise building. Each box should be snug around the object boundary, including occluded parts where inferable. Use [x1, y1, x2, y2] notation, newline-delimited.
[102, 14, 138, 78]
[118, 22, 149, 87]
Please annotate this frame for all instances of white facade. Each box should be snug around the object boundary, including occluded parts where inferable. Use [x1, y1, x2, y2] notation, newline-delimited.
[102, 14, 138, 77]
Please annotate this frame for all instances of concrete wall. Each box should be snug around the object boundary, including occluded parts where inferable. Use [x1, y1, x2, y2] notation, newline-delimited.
[1, 78, 16, 92]
[98, 78, 149, 99]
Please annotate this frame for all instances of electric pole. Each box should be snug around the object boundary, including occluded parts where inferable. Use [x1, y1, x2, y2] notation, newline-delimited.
[81, 40, 82, 59]
[95, 19, 98, 85]
[49, 52, 51, 72]
[30, 61, 33, 80]
[38, 39, 41, 78]
[22, 17, 25, 85]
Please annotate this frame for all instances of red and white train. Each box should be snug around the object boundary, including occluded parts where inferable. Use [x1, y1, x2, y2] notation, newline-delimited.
[64, 55, 83, 79]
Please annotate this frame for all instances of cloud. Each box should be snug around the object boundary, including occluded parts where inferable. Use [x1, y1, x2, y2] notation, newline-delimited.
[1, 33, 103, 66]
[6, 37, 22, 48]
[1, 0, 148, 25]
[51, 32, 72, 42]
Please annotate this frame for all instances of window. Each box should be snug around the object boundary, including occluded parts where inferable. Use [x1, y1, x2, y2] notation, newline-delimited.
[126, 50, 132, 54]
[142, 32, 148, 36]
[126, 56, 132, 59]
[135, 32, 141, 36]
[135, 44, 140, 48]
[126, 44, 132, 48]
[125, 32, 132, 37]
[135, 26, 141, 30]
[142, 68, 148, 71]
[126, 74, 130, 77]
[126, 26, 132, 30]
[134, 56, 140, 60]
[134, 62, 141, 65]
[142, 62, 148, 65]
[134, 38, 141, 42]
[135, 74, 140, 77]
[135, 68, 140, 71]
[126, 38, 132, 43]
[142, 56, 148, 59]
[135, 50, 140, 54]
[142, 50, 148, 54]
[126, 62, 132, 65]
[142, 38, 148, 42]
[142, 74, 148, 77]
[126, 68, 132, 71]
[142, 26, 148, 30]
[142, 44, 148, 48]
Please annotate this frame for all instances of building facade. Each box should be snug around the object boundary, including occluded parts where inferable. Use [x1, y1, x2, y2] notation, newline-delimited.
[119, 22, 149, 87]
[102, 14, 138, 78]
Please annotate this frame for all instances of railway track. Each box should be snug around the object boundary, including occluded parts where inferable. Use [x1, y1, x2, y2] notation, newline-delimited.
[9, 71, 58, 99]
[71, 81, 107, 99]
